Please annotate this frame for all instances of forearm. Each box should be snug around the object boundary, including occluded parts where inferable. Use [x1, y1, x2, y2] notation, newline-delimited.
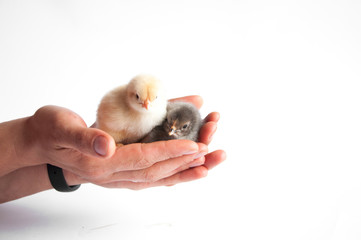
[0, 114, 58, 177]
[0, 164, 85, 204]
[0, 117, 32, 177]
[0, 164, 52, 203]
[0, 115, 83, 203]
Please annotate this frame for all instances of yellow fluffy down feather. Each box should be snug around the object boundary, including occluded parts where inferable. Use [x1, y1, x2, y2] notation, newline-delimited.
[96, 74, 167, 144]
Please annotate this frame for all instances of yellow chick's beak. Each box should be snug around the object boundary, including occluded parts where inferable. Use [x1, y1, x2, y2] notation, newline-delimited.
[142, 99, 150, 110]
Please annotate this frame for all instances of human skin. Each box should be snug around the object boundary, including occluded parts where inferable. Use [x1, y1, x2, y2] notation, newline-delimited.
[0, 95, 226, 203]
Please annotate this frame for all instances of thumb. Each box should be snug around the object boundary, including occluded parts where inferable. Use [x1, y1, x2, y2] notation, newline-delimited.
[61, 124, 116, 158]
[32, 105, 116, 158]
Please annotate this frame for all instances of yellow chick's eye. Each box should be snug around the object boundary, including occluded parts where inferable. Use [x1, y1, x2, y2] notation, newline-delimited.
[136, 94, 140, 100]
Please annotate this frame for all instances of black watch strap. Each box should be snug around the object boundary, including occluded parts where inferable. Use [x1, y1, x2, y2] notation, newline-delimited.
[47, 164, 81, 192]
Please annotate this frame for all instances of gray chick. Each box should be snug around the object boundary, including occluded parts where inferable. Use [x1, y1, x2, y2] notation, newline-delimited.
[141, 101, 203, 143]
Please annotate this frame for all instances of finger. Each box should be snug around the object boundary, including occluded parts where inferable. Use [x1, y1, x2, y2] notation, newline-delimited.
[60, 124, 116, 159]
[110, 148, 207, 183]
[111, 140, 200, 171]
[204, 112, 220, 123]
[37, 106, 116, 159]
[155, 149, 225, 184]
[96, 150, 225, 189]
[198, 112, 219, 145]
[145, 166, 208, 189]
[198, 121, 217, 145]
[203, 150, 226, 170]
[160, 155, 206, 180]
[151, 150, 226, 187]
[101, 166, 208, 190]
[169, 95, 203, 109]
[167, 166, 208, 184]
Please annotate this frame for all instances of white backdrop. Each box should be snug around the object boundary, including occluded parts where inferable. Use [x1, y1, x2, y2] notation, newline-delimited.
[1, 0, 361, 239]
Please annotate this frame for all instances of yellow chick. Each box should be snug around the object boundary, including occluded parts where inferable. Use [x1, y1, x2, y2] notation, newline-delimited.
[96, 74, 167, 144]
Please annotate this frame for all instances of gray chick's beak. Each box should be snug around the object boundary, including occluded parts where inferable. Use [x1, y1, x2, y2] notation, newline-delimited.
[169, 127, 176, 136]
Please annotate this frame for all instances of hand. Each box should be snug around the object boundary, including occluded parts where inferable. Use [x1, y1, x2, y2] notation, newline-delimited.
[0, 95, 225, 203]
[78, 95, 226, 190]
[21, 95, 224, 189]
[21, 105, 201, 182]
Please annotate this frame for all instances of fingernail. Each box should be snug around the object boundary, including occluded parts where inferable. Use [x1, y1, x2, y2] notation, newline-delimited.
[183, 150, 198, 155]
[183, 147, 199, 155]
[194, 151, 207, 159]
[94, 136, 108, 156]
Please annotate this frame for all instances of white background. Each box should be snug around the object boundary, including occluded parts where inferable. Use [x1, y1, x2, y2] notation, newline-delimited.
[0, 0, 361, 239]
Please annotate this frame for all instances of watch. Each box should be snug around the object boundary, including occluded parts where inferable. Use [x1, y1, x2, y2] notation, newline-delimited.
[47, 164, 81, 192]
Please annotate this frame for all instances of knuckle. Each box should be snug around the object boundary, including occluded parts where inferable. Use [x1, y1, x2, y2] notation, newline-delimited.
[81, 162, 107, 181]
[84, 169, 103, 180]
[141, 169, 158, 183]
[133, 156, 151, 169]
[72, 130, 87, 149]
[32, 105, 87, 146]
[132, 144, 153, 169]
[133, 142, 172, 169]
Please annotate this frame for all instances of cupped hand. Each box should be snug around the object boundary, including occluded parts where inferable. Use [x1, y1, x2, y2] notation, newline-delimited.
[23, 95, 225, 190]
[90, 95, 226, 190]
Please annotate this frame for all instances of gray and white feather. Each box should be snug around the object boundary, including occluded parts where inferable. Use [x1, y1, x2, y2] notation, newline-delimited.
[141, 101, 203, 143]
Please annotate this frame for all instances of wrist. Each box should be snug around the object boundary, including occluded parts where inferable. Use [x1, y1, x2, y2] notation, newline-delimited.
[63, 169, 87, 186]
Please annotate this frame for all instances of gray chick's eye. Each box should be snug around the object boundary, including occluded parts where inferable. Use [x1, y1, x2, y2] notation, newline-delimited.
[182, 124, 188, 129]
